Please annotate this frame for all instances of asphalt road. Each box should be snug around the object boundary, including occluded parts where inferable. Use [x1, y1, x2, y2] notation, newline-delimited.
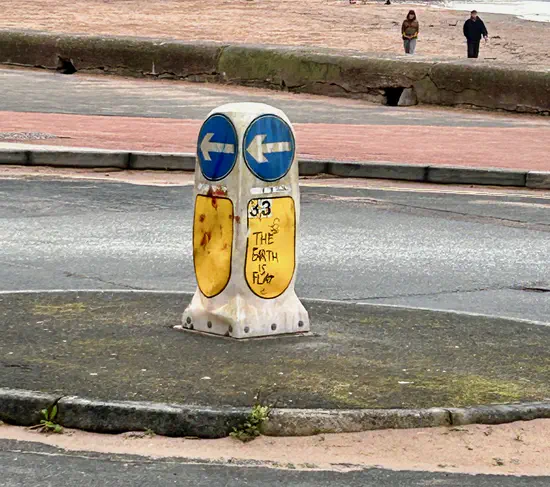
[0, 67, 546, 128]
[2, 439, 550, 487]
[1, 178, 549, 322]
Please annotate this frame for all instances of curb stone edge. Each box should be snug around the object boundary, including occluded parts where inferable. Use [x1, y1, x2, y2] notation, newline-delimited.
[1, 388, 550, 438]
[0, 149, 548, 189]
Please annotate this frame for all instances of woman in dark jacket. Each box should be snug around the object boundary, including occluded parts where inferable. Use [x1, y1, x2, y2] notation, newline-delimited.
[402, 10, 419, 54]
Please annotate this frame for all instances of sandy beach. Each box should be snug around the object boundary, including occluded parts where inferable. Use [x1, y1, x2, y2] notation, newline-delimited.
[0, 0, 548, 66]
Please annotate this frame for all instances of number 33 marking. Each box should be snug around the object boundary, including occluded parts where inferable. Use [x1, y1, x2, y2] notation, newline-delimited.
[248, 199, 272, 218]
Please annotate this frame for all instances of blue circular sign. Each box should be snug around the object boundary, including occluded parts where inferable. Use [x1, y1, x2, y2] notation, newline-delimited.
[197, 114, 238, 181]
[243, 115, 295, 182]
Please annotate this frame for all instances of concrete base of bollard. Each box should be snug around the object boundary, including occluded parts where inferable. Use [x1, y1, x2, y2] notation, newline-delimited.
[179, 292, 310, 339]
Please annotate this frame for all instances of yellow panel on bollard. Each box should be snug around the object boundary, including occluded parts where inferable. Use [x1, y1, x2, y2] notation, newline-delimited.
[193, 194, 234, 298]
[245, 197, 295, 299]
[179, 102, 310, 339]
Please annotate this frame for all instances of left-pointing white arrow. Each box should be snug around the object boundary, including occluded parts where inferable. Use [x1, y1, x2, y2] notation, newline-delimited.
[246, 134, 292, 163]
[200, 133, 235, 161]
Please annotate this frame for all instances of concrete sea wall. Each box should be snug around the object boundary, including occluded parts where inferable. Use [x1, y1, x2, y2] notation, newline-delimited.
[1, 29, 549, 114]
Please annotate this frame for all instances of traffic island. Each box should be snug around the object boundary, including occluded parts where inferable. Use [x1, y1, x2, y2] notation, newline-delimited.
[1, 291, 550, 437]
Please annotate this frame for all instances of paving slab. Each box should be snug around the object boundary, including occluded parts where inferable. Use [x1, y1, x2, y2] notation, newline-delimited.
[128, 152, 195, 171]
[427, 166, 527, 187]
[30, 149, 128, 169]
[1, 291, 550, 410]
[526, 171, 550, 189]
[0, 148, 27, 165]
[328, 161, 426, 181]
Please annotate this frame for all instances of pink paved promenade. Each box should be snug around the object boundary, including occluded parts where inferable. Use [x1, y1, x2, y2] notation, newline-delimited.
[1, 111, 549, 171]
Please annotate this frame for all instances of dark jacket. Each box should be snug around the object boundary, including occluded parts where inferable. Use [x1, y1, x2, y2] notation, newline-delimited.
[402, 19, 419, 39]
[463, 18, 488, 41]
[402, 10, 419, 40]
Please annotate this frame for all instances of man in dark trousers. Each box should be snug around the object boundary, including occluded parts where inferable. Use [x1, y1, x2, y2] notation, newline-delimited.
[463, 10, 488, 58]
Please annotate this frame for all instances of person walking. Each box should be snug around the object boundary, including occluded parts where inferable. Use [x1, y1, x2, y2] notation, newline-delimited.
[402, 10, 419, 54]
[463, 10, 488, 58]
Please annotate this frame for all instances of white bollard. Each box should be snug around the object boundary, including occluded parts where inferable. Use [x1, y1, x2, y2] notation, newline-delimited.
[180, 102, 310, 339]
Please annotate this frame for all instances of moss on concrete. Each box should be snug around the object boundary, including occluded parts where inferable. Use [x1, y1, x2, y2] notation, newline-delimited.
[416, 63, 550, 112]
[32, 302, 87, 316]
[218, 46, 343, 87]
[0, 30, 59, 68]
[217, 45, 432, 101]
[0, 29, 222, 80]
[57, 35, 222, 78]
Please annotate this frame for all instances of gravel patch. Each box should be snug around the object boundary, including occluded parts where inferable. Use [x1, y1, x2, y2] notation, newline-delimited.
[0, 132, 59, 141]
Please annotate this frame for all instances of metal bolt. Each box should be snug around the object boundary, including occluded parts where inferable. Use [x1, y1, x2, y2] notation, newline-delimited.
[271, 323, 277, 331]
[244, 326, 250, 333]
[207, 321, 212, 329]
[186, 317, 191, 324]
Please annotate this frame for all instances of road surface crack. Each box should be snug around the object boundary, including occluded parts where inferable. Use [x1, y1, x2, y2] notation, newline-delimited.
[62, 271, 144, 290]
[343, 283, 533, 302]
[305, 192, 550, 232]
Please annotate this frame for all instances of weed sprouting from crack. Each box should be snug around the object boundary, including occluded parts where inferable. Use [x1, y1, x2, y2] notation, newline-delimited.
[230, 403, 270, 443]
[29, 403, 63, 434]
